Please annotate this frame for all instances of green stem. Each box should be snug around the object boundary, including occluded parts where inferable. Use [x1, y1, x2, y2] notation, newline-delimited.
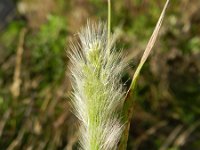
[107, 0, 111, 47]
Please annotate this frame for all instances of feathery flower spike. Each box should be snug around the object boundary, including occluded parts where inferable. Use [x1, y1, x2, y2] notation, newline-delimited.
[69, 22, 126, 150]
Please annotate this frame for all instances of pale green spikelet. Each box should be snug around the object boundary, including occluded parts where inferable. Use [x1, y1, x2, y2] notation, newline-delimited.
[69, 21, 126, 150]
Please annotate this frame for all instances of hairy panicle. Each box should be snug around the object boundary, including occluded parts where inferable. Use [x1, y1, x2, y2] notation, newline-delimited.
[69, 21, 126, 150]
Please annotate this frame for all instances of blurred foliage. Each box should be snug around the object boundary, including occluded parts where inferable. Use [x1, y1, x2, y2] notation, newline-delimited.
[26, 15, 67, 85]
[0, 0, 200, 150]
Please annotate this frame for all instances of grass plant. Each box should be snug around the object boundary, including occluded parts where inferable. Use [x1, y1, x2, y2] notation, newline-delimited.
[69, 0, 170, 149]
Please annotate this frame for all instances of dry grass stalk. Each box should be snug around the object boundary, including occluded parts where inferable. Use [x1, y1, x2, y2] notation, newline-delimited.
[10, 28, 27, 99]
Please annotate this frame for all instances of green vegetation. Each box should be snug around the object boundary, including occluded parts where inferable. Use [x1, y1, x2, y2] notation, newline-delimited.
[0, 0, 200, 149]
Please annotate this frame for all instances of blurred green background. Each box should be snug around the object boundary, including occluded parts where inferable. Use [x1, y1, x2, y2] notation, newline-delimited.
[0, 0, 200, 149]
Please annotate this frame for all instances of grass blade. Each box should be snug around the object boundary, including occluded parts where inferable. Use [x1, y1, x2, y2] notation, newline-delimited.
[118, 1, 170, 149]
